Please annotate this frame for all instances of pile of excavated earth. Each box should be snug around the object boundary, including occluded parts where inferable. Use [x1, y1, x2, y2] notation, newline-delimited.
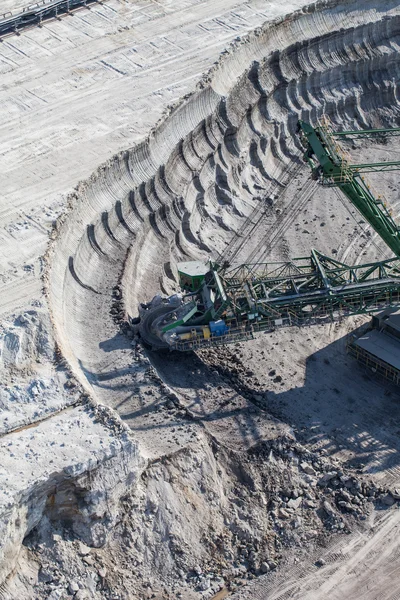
[1, 0, 400, 599]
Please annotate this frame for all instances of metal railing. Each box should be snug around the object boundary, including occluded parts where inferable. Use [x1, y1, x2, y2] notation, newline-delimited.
[167, 294, 400, 352]
[0, 0, 101, 37]
[347, 337, 400, 385]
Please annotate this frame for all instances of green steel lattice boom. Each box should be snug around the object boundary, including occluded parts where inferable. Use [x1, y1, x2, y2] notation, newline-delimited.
[298, 119, 400, 257]
[138, 120, 400, 351]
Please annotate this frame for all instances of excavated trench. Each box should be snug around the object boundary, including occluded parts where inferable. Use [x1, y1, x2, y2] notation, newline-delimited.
[39, 0, 400, 597]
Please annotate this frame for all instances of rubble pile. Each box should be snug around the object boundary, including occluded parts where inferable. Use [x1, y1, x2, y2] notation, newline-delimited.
[18, 434, 388, 600]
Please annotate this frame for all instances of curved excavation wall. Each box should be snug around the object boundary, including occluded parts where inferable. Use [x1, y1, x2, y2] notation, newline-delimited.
[48, 0, 400, 421]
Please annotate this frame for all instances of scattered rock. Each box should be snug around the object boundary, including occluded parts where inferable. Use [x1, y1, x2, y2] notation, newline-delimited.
[260, 562, 270, 574]
[77, 542, 91, 557]
[75, 591, 90, 600]
[338, 500, 356, 512]
[198, 576, 211, 591]
[340, 489, 352, 503]
[287, 497, 302, 510]
[64, 378, 77, 389]
[39, 567, 53, 583]
[68, 581, 80, 594]
[381, 493, 395, 507]
[46, 590, 64, 600]
[301, 462, 316, 476]
[318, 472, 337, 486]
[322, 500, 336, 518]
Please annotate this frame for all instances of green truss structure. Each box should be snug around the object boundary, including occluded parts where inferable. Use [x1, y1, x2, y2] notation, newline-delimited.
[142, 119, 400, 351]
[220, 251, 400, 322]
[298, 118, 400, 257]
[157, 252, 400, 351]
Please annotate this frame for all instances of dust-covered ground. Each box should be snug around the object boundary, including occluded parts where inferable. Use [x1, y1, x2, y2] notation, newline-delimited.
[1, 0, 400, 599]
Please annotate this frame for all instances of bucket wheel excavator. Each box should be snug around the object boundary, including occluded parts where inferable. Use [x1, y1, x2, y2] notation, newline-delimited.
[136, 118, 400, 351]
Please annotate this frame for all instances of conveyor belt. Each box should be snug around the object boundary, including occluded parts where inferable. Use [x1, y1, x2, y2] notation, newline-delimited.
[0, 0, 102, 37]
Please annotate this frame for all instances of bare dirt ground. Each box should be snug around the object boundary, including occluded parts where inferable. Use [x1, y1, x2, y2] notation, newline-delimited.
[231, 506, 400, 600]
[1, 0, 400, 599]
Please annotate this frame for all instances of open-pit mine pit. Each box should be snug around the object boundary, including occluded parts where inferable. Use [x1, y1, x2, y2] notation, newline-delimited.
[1, 0, 400, 599]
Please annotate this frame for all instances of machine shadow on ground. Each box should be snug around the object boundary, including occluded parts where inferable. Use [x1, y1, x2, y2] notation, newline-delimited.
[81, 324, 400, 474]
[150, 325, 400, 482]
[263, 327, 400, 482]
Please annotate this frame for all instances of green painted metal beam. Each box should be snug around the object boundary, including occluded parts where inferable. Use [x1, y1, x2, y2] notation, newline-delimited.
[311, 249, 331, 290]
[333, 127, 400, 138]
[298, 120, 400, 258]
[350, 162, 400, 173]
[161, 302, 198, 333]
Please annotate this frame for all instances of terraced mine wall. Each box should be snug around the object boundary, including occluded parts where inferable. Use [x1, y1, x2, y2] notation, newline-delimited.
[48, 0, 400, 397]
